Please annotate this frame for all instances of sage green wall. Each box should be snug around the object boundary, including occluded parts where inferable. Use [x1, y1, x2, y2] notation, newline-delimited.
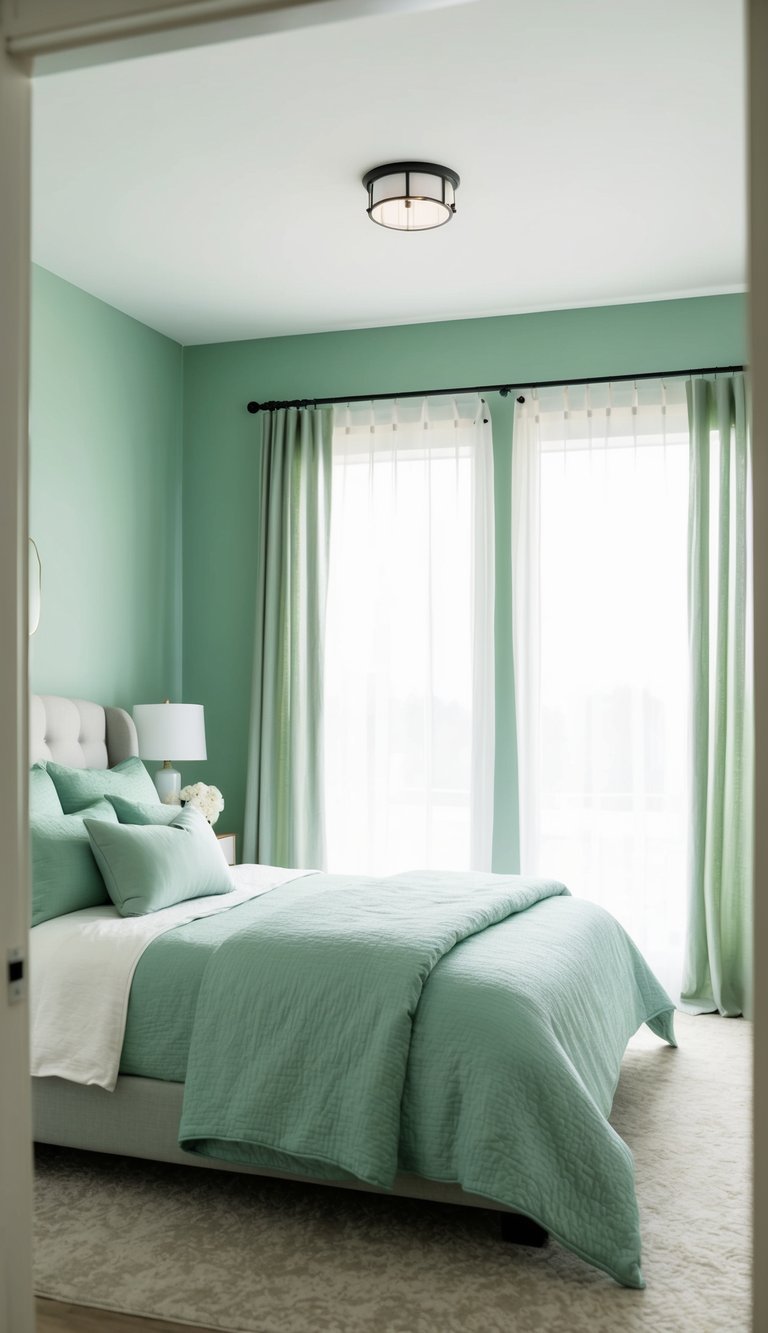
[29, 271, 745, 860]
[30, 266, 183, 713]
[183, 293, 746, 863]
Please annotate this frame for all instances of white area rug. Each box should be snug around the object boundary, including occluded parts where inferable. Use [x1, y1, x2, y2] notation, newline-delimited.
[33, 1014, 750, 1333]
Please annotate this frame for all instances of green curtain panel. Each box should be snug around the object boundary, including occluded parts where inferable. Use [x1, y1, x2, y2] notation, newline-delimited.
[243, 407, 333, 868]
[682, 374, 753, 1017]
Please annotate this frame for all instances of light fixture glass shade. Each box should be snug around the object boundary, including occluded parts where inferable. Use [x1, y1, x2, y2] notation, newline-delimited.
[133, 703, 207, 761]
[363, 161, 459, 231]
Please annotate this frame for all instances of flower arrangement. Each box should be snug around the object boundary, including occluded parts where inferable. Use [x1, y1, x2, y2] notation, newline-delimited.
[164, 781, 224, 825]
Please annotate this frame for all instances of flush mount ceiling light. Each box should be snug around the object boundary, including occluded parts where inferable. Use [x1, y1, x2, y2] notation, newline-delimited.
[362, 161, 460, 231]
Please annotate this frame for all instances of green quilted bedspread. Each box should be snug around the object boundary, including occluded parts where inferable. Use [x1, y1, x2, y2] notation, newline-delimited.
[126, 869, 675, 1288]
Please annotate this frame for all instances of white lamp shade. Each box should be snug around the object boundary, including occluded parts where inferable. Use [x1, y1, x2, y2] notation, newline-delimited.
[133, 703, 207, 761]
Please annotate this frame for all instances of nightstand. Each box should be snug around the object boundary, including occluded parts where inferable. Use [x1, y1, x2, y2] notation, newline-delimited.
[216, 832, 237, 866]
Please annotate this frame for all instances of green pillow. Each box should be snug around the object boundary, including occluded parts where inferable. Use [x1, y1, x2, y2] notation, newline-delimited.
[30, 762, 62, 817]
[85, 806, 233, 918]
[47, 756, 157, 814]
[107, 795, 180, 826]
[31, 800, 118, 927]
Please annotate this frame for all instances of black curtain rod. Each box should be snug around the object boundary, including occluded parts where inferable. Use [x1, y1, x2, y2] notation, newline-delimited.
[245, 364, 745, 414]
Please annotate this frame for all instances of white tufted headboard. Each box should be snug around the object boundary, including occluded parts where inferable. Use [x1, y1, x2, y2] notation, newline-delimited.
[30, 695, 139, 769]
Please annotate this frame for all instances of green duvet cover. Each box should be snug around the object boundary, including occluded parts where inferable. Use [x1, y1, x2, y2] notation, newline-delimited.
[121, 870, 675, 1288]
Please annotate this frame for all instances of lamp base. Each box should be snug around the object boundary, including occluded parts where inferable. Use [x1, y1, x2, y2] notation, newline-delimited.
[153, 763, 181, 803]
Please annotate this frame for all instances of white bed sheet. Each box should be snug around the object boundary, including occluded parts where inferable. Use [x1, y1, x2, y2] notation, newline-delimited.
[30, 863, 310, 1091]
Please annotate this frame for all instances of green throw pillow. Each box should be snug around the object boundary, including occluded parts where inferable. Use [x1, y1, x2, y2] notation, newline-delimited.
[30, 762, 62, 817]
[107, 795, 180, 826]
[47, 756, 157, 814]
[85, 805, 233, 918]
[31, 800, 118, 927]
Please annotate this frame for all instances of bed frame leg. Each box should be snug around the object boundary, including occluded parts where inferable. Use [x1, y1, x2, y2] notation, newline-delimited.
[500, 1212, 548, 1248]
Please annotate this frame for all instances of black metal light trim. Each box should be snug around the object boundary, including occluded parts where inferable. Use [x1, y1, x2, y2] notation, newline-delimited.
[362, 161, 460, 230]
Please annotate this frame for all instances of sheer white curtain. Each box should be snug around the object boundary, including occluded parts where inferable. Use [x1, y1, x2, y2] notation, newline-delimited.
[512, 380, 689, 995]
[324, 395, 494, 875]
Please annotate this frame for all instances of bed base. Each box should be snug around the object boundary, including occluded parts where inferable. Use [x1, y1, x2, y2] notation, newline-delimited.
[32, 1074, 547, 1246]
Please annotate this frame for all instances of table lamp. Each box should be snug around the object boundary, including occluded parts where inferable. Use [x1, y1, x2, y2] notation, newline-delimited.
[133, 701, 207, 802]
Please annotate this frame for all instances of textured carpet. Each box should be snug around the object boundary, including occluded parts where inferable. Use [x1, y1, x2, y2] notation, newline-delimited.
[33, 1014, 750, 1333]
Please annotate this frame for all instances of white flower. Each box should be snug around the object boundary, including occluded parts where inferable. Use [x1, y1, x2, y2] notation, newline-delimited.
[179, 782, 224, 825]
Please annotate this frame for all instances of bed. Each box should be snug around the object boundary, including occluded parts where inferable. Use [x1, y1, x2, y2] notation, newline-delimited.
[30, 694, 676, 1290]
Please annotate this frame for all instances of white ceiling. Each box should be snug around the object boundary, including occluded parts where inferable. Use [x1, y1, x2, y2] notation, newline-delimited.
[31, 0, 745, 346]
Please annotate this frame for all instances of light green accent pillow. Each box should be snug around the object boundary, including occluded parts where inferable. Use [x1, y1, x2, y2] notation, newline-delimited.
[30, 762, 62, 817]
[107, 795, 181, 826]
[85, 806, 233, 918]
[47, 756, 158, 814]
[31, 800, 118, 927]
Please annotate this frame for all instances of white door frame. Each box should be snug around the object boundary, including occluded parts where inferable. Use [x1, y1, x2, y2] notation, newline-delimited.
[3, 0, 466, 72]
[749, 2, 767, 1327]
[0, 1, 763, 1327]
[0, 29, 33, 1333]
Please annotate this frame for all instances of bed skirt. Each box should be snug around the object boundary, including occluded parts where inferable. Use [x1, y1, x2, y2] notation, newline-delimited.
[32, 1074, 513, 1213]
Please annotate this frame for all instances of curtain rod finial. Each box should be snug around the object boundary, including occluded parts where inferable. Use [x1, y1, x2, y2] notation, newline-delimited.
[247, 401, 260, 414]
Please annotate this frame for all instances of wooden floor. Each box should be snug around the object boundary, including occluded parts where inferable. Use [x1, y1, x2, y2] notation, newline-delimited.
[36, 1298, 217, 1332]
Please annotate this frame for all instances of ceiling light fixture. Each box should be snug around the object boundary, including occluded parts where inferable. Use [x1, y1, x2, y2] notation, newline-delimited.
[362, 161, 460, 232]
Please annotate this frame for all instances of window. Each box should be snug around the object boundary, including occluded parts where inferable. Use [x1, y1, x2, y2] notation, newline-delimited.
[324, 397, 494, 875]
[513, 382, 690, 995]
